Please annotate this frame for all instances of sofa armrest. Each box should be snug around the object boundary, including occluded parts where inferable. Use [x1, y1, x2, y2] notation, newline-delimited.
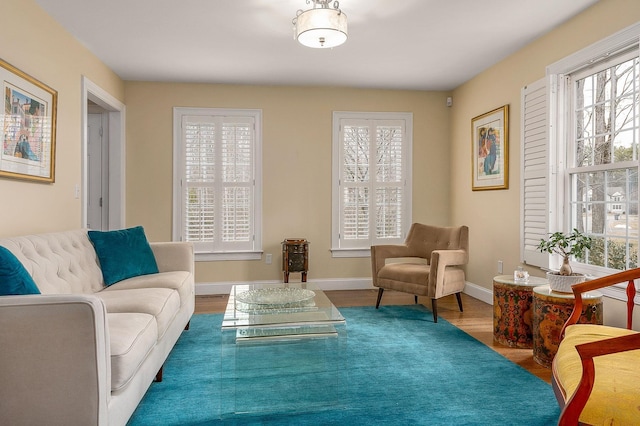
[0, 294, 110, 426]
[150, 241, 194, 274]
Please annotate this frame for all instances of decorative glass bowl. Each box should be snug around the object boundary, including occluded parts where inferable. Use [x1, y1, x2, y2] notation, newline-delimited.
[235, 287, 316, 313]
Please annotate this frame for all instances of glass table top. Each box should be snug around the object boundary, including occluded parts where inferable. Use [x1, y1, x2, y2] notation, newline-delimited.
[221, 282, 345, 330]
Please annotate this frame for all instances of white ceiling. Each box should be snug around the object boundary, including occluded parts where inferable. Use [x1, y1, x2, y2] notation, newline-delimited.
[34, 0, 599, 91]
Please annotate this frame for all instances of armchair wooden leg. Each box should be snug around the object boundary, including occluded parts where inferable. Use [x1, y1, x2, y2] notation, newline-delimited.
[184, 320, 190, 331]
[431, 298, 438, 323]
[455, 293, 464, 313]
[376, 288, 384, 309]
[414, 295, 418, 304]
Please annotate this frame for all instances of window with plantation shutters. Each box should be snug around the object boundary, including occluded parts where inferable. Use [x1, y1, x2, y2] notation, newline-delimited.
[173, 108, 262, 260]
[522, 22, 640, 284]
[332, 112, 412, 257]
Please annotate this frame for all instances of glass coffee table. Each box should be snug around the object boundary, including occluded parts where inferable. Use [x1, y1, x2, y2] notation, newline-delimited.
[220, 282, 347, 417]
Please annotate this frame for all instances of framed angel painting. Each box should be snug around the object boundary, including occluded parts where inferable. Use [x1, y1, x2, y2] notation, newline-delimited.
[1, 59, 57, 183]
[471, 105, 508, 191]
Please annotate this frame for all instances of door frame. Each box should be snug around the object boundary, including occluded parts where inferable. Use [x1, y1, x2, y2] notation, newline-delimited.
[81, 76, 125, 230]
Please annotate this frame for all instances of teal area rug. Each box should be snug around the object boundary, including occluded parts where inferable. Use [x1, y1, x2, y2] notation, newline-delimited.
[128, 305, 560, 425]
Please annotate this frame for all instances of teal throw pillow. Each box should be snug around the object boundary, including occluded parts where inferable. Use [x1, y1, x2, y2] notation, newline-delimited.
[0, 246, 41, 295]
[88, 226, 159, 286]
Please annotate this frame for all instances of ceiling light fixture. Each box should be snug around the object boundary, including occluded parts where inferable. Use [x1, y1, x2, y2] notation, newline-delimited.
[293, 0, 348, 49]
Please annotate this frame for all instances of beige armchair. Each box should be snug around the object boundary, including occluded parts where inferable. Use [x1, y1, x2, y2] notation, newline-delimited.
[371, 223, 469, 323]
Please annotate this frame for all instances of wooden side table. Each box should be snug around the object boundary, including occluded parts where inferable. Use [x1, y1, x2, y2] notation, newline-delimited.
[281, 239, 309, 283]
[532, 285, 603, 368]
[493, 275, 548, 348]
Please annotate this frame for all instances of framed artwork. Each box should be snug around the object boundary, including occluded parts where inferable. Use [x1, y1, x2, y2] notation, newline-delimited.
[471, 105, 508, 191]
[0, 59, 57, 183]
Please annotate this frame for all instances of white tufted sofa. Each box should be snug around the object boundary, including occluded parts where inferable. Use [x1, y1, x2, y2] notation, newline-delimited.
[0, 229, 195, 426]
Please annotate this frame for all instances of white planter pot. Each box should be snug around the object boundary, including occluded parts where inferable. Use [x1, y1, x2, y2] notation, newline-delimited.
[546, 271, 586, 293]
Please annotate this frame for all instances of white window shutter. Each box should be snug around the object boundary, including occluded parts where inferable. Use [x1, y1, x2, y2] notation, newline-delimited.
[220, 118, 254, 247]
[338, 118, 407, 249]
[331, 111, 412, 256]
[520, 78, 551, 268]
[374, 121, 404, 240]
[183, 116, 217, 252]
[179, 113, 257, 254]
[341, 120, 371, 242]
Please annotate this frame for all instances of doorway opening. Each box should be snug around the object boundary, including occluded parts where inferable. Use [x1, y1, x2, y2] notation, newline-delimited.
[82, 77, 125, 230]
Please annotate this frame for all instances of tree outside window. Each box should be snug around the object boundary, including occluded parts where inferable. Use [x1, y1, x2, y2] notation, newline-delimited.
[570, 54, 640, 270]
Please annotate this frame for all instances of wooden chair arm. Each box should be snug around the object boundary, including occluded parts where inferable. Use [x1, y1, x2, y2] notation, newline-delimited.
[570, 267, 640, 294]
[560, 267, 640, 338]
[558, 332, 640, 426]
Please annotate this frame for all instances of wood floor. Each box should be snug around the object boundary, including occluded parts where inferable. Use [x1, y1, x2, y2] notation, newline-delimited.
[195, 289, 552, 384]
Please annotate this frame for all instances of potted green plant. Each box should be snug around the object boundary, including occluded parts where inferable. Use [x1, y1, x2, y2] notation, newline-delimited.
[537, 228, 592, 292]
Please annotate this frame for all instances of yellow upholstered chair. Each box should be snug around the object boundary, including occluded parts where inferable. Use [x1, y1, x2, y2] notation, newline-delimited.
[370, 223, 469, 323]
[554, 268, 640, 425]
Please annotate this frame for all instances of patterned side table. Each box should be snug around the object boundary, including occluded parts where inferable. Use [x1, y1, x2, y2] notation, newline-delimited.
[493, 275, 549, 348]
[532, 285, 603, 368]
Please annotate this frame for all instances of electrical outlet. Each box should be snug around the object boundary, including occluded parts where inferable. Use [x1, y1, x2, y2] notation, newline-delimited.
[265, 253, 272, 265]
[497, 260, 503, 274]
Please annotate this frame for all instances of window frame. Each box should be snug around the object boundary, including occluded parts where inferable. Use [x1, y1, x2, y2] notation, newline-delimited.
[521, 23, 640, 303]
[547, 25, 640, 278]
[331, 111, 413, 258]
[172, 107, 263, 261]
[565, 50, 640, 273]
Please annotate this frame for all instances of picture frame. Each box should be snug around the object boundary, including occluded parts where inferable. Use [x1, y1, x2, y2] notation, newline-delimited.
[1, 59, 57, 183]
[471, 105, 508, 191]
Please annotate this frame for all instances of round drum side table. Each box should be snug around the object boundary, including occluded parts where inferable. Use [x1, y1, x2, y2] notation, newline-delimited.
[532, 284, 603, 368]
[493, 275, 548, 348]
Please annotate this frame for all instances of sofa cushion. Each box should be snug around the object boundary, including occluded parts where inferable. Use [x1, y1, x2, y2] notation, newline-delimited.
[0, 230, 105, 294]
[379, 263, 429, 285]
[554, 324, 640, 425]
[88, 226, 159, 286]
[0, 246, 40, 295]
[104, 271, 193, 307]
[97, 288, 180, 339]
[107, 312, 158, 391]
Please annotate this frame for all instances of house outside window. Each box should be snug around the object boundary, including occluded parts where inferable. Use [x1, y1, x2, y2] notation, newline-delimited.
[331, 111, 413, 257]
[172, 107, 262, 261]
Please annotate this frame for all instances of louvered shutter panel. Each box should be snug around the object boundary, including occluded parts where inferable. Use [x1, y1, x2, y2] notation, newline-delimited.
[183, 116, 216, 251]
[375, 121, 404, 240]
[521, 78, 551, 267]
[220, 118, 254, 248]
[338, 118, 406, 249]
[341, 121, 371, 242]
[182, 115, 255, 253]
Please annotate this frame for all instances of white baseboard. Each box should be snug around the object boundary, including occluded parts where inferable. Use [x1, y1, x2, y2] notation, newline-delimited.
[195, 277, 375, 295]
[196, 277, 493, 305]
[463, 281, 493, 305]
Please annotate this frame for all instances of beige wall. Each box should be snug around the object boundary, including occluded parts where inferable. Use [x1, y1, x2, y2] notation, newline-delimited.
[451, 0, 640, 294]
[124, 83, 451, 284]
[0, 0, 124, 237]
[6, 0, 640, 310]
